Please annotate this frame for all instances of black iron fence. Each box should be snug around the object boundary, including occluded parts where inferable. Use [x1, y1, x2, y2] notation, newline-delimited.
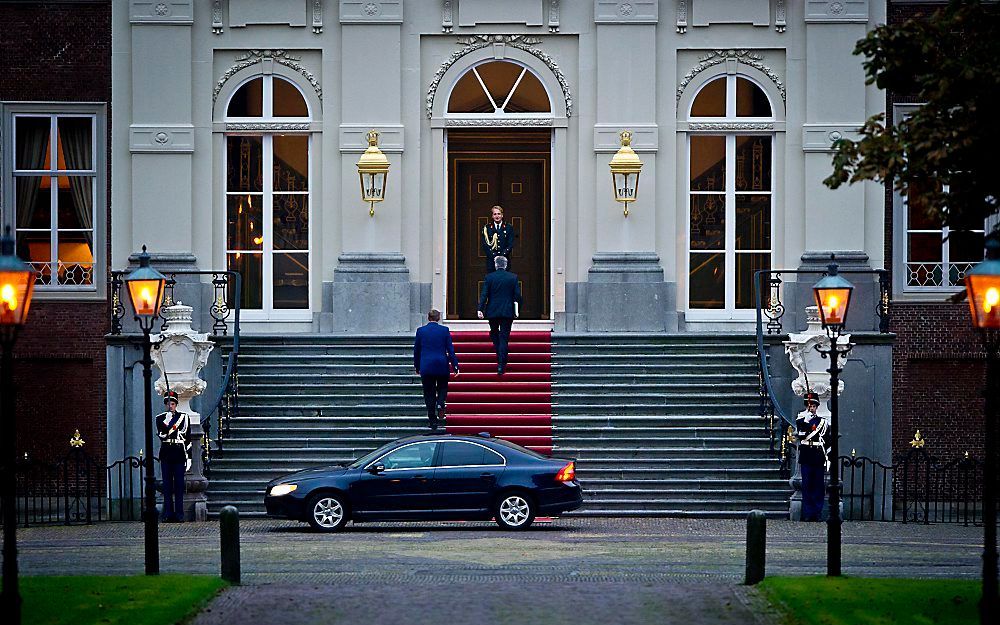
[1, 447, 156, 527]
[839, 446, 984, 525]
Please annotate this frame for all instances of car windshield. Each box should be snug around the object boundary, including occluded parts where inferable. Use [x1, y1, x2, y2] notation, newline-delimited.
[346, 441, 398, 469]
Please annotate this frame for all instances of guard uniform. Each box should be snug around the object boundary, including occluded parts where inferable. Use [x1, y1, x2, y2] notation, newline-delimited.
[156, 390, 191, 523]
[481, 221, 516, 273]
[796, 391, 830, 522]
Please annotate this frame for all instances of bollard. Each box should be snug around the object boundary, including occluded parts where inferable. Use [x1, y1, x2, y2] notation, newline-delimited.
[744, 509, 766, 585]
[220, 505, 241, 585]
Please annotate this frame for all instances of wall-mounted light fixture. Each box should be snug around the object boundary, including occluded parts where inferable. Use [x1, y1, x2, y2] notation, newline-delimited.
[356, 129, 390, 217]
[609, 129, 643, 217]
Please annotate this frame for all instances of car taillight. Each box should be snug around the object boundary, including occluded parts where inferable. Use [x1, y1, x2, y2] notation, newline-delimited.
[555, 461, 575, 482]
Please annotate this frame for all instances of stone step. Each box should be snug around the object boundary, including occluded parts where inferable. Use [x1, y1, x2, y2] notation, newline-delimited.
[581, 489, 789, 501]
[569, 498, 788, 512]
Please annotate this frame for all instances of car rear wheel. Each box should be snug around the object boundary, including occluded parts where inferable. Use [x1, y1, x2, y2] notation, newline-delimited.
[495, 492, 535, 530]
[307, 493, 348, 532]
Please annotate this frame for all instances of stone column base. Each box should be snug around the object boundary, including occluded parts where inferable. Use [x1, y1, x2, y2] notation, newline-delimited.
[328, 253, 413, 333]
[583, 252, 677, 332]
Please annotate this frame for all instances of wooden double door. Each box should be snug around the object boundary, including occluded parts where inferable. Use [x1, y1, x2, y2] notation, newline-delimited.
[448, 140, 550, 320]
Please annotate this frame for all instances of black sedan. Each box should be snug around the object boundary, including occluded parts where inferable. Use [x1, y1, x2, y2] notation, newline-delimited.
[264, 433, 582, 531]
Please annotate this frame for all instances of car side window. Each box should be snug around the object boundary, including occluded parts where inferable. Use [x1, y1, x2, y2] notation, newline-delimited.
[380, 442, 438, 470]
[438, 442, 505, 467]
[483, 447, 505, 465]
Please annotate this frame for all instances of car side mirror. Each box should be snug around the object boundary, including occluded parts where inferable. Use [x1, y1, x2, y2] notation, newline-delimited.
[367, 463, 385, 475]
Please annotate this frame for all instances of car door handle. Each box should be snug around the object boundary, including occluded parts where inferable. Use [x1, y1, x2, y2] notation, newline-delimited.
[414, 474, 429, 482]
[480, 473, 495, 480]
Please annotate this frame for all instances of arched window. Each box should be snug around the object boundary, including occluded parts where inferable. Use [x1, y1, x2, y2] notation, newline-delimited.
[224, 75, 311, 315]
[448, 61, 551, 115]
[686, 75, 774, 316]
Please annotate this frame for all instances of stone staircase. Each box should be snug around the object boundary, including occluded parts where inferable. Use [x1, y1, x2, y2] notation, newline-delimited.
[206, 333, 789, 518]
[552, 335, 790, 517]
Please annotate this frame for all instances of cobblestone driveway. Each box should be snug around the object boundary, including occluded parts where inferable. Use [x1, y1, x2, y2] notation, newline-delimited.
[17, 518, 983, 624]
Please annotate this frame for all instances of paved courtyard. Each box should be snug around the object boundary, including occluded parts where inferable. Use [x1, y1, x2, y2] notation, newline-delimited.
[17, 517, 984, 624]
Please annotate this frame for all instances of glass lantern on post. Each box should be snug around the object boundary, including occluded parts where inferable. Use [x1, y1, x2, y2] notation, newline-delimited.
[609, 129, 643, 217]
[356, 129, 390, 217]
[964, 233, 1000, 623]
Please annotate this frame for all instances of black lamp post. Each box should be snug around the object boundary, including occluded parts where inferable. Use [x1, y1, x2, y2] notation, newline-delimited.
[0, 228, 36, 625]
[812, 259, 854, 577]
[964, 234, 1000, 625]
[123, 246, 166, 575]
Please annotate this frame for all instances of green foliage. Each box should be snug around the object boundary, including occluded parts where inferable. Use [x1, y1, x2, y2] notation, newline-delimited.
[21, 575, 226, 625]
[759, 576, 979, 625]
[824, 0, 1000, 233]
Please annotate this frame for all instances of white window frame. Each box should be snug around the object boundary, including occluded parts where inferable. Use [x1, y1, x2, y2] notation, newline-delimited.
[223, 75, 312, 321]
[684, 75, 775, 321]
[892, 104, 987, 297]
[2, 104, 105, 299]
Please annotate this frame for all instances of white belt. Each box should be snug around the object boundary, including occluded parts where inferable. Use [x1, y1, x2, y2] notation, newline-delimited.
[799, 440, 826, 447]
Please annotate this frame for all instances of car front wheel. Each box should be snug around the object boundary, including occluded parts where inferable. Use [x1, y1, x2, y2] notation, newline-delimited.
[307, 493, 349, 532]
[495, 492, 535, 530]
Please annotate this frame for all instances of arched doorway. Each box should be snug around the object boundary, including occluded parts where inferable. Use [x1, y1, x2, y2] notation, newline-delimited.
[442, 59, 554, 320]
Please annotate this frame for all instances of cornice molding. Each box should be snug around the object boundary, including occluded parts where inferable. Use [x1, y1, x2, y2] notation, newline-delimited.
[213, 50, 322, 105]
[426, 35, 572, 119]
[677, 49, 785, 103]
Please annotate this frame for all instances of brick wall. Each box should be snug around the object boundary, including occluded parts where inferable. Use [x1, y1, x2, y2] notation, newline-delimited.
[883, 3, 989, 464]
[1, 2, 111, 464]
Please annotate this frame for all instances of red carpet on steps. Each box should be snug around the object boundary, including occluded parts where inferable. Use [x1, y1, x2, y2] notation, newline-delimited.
[446, 331, 552, 455]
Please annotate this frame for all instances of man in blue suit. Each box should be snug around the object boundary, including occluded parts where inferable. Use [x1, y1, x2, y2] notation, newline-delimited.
[413, 308, 459, 429]
[477, 255, 521, 375]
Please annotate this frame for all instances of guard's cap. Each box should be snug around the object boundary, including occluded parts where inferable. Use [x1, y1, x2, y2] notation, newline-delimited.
[163, 390, 179, 405]
[803, 391, 820, 406]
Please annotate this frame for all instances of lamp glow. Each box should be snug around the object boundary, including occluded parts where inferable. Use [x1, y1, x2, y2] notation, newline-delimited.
[812, 261, 854, 330]
[965, 235, 1000, 329]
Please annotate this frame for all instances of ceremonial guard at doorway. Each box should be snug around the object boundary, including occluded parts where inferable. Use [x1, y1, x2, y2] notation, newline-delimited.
[481, 205, 516, 273]
[796, 391, 830, 522]
[156, 390, 191, 522]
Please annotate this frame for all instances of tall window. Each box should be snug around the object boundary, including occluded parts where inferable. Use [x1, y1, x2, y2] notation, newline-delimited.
[904, 186, 984, 290]
[687, 75, 774, 314]
[225, 75, 311, 314]
[12, 114, 96, 288]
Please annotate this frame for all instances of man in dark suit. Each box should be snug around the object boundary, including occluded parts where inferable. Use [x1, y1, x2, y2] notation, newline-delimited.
[413, 308, 459, 429]
[477, 255, 521, 375]
[481, 205, 516, 273]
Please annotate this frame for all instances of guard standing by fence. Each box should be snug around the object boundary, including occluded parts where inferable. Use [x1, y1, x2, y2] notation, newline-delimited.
[156, 390, 190, 522]
[797, 391, 829, 522]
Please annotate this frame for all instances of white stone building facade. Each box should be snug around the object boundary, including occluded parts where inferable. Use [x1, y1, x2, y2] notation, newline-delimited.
[113, 0, 887, 334]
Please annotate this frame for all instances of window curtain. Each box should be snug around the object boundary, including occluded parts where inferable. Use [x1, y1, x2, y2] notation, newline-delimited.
[59, 118, 94, 232]
[15, 121, 48, 229]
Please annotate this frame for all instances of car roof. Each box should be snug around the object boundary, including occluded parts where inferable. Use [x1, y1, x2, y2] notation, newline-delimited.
[389, 433, 550, 460]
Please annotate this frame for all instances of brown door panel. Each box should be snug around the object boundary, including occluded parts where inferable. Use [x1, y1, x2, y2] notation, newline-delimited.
[449, 155, 549, 320]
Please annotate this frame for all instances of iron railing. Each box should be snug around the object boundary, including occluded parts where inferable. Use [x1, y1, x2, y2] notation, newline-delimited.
[110, 269, 242, 478]
[1, 448, 158, 527]
[754, 266, 891, 477]
[839, 448, 983, 525]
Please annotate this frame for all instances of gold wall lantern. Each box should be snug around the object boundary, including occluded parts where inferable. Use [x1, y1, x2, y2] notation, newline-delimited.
[356, 129, 390, 217]
[609, 129, 643, 217]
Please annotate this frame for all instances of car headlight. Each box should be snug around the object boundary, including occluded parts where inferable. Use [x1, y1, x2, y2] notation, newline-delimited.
[269, 483, 298, 497]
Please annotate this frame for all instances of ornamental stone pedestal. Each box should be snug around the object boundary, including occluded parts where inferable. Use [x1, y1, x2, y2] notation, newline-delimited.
[151, 302, 215, 522]
[783, 306, 851, 521]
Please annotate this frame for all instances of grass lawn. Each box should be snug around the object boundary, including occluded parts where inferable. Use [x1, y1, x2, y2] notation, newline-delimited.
[21, 575, 227, 625]
[759, 576, 980, 625]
